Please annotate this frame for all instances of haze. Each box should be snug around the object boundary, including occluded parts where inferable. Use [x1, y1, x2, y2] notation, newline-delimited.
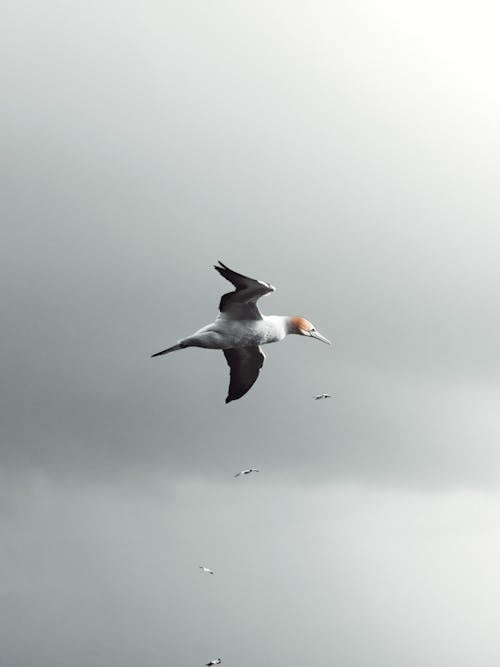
[2, 1, 500, 665]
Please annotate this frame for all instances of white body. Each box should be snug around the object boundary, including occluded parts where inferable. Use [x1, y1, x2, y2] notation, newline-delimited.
[181, 314, 288, 350]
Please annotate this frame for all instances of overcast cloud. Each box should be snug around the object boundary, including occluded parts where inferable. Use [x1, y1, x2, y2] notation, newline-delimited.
[2, 1, 500, 665]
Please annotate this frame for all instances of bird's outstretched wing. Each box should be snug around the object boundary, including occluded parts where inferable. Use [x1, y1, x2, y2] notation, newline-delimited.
[214, 261, 275, 320]
[223, 346, 265, 403]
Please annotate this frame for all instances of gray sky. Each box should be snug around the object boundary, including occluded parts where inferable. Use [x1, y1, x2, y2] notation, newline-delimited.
[2, 1, 500, 665]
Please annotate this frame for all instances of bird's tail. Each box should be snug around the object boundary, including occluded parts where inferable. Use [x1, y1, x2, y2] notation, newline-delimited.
[151, 343, 184, 358]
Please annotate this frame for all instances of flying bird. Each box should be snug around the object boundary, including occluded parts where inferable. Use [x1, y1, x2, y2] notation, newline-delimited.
[152, 261, 331, 402]
[314, 393, 332, 400]
[234, 468, 259, 477]
[206, 659, 222, 666]
[199, 565, 215, 575]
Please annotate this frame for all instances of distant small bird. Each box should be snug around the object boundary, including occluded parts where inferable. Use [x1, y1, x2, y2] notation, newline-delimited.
[206, 658, 222, 666]
[314, 393, 332, 400]
[151, 261, 331, 403]
[234, 468, 259, 477]
[199, 565, 215, 575]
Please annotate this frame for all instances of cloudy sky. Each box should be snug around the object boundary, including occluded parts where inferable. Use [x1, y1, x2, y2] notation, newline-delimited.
[2, 1, 500, 665]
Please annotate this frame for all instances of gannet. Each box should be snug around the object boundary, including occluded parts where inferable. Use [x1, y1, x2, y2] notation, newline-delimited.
[206, 659, 222, 666]
[234, 468, 259, 477]
[199, 565, 215, 575]
[152, 261, 331, 402]
[314, 393, 332, 400]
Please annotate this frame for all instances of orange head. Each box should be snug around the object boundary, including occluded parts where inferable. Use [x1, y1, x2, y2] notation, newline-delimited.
[288, 316, 331, 344]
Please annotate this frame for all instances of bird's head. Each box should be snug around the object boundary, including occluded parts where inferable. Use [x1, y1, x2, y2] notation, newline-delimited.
[288, 316, 331, 344]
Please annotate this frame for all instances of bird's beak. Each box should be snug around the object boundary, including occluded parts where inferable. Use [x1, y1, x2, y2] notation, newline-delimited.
[309, 330, 331, 345]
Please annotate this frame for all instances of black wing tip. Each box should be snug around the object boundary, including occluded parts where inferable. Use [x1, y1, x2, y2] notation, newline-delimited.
[226, 391, 246, 403]
[226, 392, 250, 403]
[214, 260, 229, 270]
[214, 261, 233, 276]
[214, 263, 229, 278]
